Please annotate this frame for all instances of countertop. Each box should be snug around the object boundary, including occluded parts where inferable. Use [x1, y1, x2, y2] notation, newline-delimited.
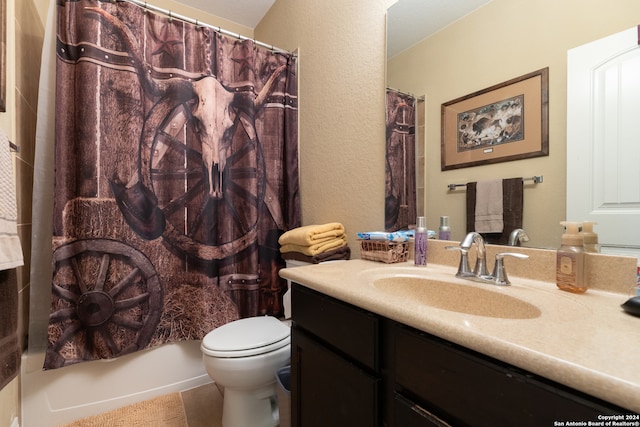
[280, 259, 640, 413]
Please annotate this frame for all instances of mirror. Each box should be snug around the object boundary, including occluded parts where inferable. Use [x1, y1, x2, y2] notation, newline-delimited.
[386, 0, 640, 250]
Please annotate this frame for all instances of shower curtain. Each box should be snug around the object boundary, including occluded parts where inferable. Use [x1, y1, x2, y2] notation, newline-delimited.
[385, 89, 416, 231]
[44, 0, 299, 369]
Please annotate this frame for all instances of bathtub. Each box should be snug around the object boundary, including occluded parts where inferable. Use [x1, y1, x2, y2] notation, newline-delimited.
[21, 341, 211, 427]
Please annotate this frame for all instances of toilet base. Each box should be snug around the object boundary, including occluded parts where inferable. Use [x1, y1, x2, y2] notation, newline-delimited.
[221, 383, 279, 427]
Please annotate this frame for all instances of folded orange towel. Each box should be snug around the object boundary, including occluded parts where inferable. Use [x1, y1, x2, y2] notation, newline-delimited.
[278, 223, 345, 246]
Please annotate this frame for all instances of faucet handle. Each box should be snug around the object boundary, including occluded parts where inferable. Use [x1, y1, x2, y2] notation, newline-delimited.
[492, 252, 529, 286]
[445, 246, 473, 278]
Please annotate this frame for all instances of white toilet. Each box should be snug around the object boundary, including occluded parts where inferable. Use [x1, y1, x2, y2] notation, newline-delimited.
[201, 315, 291, 427]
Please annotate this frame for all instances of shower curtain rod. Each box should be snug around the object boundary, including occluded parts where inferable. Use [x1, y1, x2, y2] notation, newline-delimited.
[386, 87, 425, 101]
[115, 0, 295, 56]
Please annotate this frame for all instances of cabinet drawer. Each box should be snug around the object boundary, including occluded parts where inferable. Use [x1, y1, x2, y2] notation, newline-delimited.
[292, 284, 379, 371]
[393, 323, 625, 426]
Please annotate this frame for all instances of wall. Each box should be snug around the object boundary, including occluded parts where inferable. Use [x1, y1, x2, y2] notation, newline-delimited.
[256, 0, 396, 255]
[387, 0, 640, 248]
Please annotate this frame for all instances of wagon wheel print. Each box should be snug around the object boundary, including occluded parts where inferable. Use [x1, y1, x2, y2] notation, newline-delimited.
[46, 239, 162, 368]
[140, 94, 265, 261]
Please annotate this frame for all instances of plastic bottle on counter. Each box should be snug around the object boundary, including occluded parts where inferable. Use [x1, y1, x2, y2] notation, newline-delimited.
[438, 216, 451, 240]
[415, 216, 428, 266]
[580, 221, 600, 253]
[556, 221, 587, 293]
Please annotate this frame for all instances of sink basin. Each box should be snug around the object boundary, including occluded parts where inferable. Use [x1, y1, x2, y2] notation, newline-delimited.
[373, 276, 542, 319]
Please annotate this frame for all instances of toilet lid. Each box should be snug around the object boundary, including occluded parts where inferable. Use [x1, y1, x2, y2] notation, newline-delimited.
[201, 316, 290, 358]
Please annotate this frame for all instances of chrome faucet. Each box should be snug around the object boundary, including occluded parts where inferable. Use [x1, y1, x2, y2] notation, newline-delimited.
[460, 232, 490, 278]
[508, 228, 530, 246]
[448, 232, 529, 286]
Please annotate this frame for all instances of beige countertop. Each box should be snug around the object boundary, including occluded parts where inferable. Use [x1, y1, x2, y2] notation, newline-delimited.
[280, 258, 640, 413]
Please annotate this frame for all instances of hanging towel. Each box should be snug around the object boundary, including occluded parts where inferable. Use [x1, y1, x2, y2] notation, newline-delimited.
[474, 179, 504, 233]
[278, 222, 345, 246]
[466, 178, 524, 245]
[0, 129, 23, 271]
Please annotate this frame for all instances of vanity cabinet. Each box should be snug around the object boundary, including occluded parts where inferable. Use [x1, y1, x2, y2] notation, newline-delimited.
[290, 283, 629, 427]
[291, 284, 381, 427]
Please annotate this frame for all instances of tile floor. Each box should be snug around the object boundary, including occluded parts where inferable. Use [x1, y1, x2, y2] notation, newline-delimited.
[181, 383, 223, 427]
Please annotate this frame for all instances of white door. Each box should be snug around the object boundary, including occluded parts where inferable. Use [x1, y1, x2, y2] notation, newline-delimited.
[567, 26, 640, 258]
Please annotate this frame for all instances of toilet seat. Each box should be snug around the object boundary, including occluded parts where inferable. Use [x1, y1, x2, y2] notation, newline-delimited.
[201, 316, 290, 358]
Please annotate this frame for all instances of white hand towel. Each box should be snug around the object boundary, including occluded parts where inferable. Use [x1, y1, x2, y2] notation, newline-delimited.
[474, 179, 504, 233]
[0, 129, 23, 270]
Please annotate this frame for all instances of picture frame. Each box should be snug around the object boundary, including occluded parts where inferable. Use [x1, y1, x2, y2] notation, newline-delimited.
[441, 67, 548, 171]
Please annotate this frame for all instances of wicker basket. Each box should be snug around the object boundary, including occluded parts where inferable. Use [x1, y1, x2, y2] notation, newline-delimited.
[359, 240, 409, 264]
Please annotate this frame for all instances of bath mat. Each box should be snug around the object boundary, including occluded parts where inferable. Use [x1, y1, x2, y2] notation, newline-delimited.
[58, 392, 187, 427]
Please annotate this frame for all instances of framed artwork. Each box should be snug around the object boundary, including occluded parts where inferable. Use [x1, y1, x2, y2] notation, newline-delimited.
[441, 67, 549, 170]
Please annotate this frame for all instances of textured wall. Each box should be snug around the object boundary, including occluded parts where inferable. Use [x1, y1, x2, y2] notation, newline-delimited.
[257, 0, 396, 256]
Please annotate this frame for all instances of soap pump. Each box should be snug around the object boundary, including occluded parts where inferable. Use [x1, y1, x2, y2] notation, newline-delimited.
[580, 221, 600, 253]
[556, 221, 587, 293]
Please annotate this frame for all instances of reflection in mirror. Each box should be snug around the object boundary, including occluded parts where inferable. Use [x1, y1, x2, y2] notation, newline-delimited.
[386, 0, 640, 250]
[385, 0, 491, 237]
[385, 89, 417, 231]
[386, 0, 493, 60]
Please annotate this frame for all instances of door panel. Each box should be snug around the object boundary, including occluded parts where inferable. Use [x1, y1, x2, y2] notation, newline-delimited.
[567, 26, 640, 257]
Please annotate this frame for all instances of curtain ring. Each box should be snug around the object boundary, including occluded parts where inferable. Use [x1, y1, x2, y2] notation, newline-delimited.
[168, 10, 172, 23]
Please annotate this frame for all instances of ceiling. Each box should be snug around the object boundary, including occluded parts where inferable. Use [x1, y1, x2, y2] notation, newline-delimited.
[174, 0, 493, 58]
[386, 0, 494, 58]
[173, 0, 276, 29]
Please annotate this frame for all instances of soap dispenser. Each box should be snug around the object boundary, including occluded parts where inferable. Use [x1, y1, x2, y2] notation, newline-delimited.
[556, 221, 587, 293]
[580, 221, 600, 253]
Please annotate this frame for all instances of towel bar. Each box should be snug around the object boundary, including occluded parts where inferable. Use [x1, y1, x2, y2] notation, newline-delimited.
[447, 175, 543, 191]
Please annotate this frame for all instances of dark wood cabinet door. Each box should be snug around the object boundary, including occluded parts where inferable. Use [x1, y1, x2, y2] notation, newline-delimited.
[291, 327, 379, 427]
